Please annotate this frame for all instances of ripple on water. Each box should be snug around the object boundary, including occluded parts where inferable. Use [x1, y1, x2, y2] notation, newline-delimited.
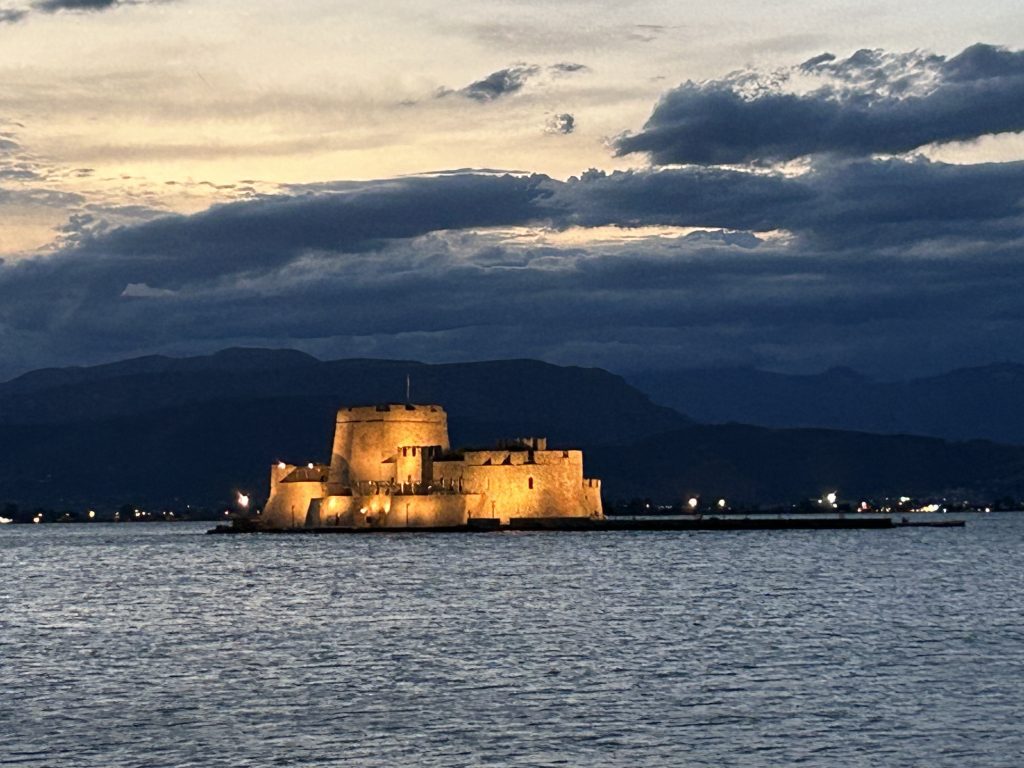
[1, 517, 1023, 767]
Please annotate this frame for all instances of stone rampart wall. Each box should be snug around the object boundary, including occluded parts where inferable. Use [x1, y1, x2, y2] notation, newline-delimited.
[330, 404, 448, 485]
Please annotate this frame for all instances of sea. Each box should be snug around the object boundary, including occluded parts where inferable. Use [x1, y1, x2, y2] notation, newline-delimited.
[2, 514, 1023, 767]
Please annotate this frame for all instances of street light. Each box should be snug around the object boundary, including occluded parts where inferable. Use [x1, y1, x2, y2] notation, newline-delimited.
[236, 492, 250, 521]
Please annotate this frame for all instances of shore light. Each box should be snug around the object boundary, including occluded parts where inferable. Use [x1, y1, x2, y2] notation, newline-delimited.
[688, 497, 699, 510]
[826, 492, 838, 506]
[237, 492, 250, 509]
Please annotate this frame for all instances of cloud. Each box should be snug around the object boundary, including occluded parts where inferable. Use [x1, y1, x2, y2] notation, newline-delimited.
[545, 113, 575, 135]
[562, 158, 1024, 250]
[437, 65, 541, 102]
[3, 172, 557, 286]
[627, 24, 667, 43]
[2, 155, 1024, 379]
[550, 62, 589, 75]
[436, 62, 588, 103]
[459, 20, 665, 54]
[120, 281, 175, 298]
[617, 43, 1024, 165]
[1, 0, 169, 19]
[0, 129, 47, 182]
[34, 0, 117, 9]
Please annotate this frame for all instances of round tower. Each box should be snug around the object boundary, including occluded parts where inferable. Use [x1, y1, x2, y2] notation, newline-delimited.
[329, 404, 449, 486]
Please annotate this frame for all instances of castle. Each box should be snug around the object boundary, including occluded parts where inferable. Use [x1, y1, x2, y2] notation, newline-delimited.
[261, 404, 603, 529]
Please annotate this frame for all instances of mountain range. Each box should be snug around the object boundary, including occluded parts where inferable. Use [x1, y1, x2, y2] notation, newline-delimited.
[3, 349, 1024, 509]
[628, 364, 1024, 445]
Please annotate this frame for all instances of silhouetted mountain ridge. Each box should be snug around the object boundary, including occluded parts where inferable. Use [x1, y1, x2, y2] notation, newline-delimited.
[629, 363, 1024, 445]
[589, 423, 1024, 504]
[1, 352, 684, 438]
[4, 349, 1024, 508]
[0, 350, 687, 506]
[0, 348, 323, 397]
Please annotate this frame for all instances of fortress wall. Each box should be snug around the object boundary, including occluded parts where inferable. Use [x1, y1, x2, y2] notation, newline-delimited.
[269, 462, 293, 496]
[319, 495, 359, 527]
[458, 449, 582, 469]
[319, 492, 474, 528]
[534, 450, 583, 467]
[433, 458, 464, 489]
[583, 478, 603, 517]
[262, 479, 327, 528]
[330, 405, 449, 486]
[382, 494, 473, 528]
[462, 460, 597, 523]
[462, 450, 524, 466]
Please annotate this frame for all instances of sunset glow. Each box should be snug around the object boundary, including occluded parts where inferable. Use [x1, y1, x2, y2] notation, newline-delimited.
[1, 1, 1023, 379]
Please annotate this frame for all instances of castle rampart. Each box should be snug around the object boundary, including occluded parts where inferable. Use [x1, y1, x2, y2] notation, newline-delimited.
[262, 404, 603, 529]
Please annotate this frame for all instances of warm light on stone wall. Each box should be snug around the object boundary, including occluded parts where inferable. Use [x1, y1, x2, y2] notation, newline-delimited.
[264, 404, 602, 528]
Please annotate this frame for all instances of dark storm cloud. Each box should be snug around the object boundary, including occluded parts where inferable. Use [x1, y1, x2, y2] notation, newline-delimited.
[564, 159, 1024, 249]
[617, 43, 1024, 164]
[0, 173, 556, 298]
[2, 155, 1024, 378]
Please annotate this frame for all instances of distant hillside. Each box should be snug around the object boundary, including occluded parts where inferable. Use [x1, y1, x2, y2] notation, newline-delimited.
[5, 349, 1024, 510]
[0, 349, 682, 446]
[0, 350, 687, 507]
[629, 364, 1024, 445]
[590, 424, 1024, 505]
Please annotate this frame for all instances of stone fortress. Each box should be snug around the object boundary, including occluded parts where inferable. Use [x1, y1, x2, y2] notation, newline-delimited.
[261, 403, 603, 529]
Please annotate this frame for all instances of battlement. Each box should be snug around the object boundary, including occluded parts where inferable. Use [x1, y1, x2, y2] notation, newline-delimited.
[336, 403, 446, 423]
[496, 437, 548, 451]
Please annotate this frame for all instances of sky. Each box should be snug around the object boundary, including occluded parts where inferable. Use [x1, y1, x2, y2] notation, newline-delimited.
[1, 0, 1023, 380]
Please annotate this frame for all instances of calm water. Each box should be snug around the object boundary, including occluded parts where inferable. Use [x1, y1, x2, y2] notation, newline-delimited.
[2, 516, 1023, 767]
